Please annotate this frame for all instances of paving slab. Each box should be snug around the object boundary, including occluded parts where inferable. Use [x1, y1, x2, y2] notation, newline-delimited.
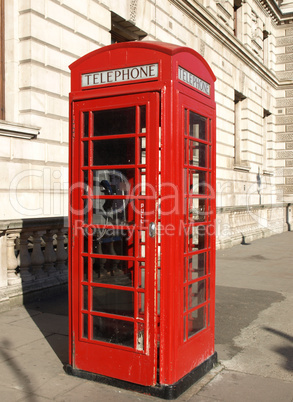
[216, 232, 293, 293]
[197, 370, 293, 402]
[0, 306, 41, 325]
[223, 292, 293, 382]
[9, 312, 68, 336]
[0, 232, 292, 401]
[0, 385, 31, 402]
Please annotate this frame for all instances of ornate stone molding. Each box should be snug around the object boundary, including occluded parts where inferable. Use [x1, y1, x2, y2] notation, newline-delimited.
[259, 0, 293, 23]
[0, 217, 68, 310]
[171, 0, 280, 88]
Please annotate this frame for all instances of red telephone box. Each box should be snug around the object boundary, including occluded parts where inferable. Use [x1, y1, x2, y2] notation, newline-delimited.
[67, 41, 217, 398]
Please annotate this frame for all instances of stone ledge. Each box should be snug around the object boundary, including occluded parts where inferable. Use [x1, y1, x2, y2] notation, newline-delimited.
[0, 120, 40, 140]
[216, 203, 287, 214]
[0, 217, 68, 232]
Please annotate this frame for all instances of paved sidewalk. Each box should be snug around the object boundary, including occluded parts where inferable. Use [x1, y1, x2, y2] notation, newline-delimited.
[0, 232, 292, 401]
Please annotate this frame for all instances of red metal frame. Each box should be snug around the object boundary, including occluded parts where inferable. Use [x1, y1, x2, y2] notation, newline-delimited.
[69, 41, 216, 388]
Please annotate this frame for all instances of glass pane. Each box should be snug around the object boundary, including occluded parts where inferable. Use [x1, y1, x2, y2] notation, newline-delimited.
[188, 306, 206, 338]
[93, 107, 135, 136]
[189, 112, 207, 140]
[140, 105, 146, 133]
[83, 141, 88, 166]
[188, 198, 207, 222]
[83, 170, 89, 195]
[83, 199, 88, 224]
[189, 141, 206, 167]
[82, 314, 88, 339]
[138, 261, 145, 288]
[92, 287, 134, 317]
[140, 172, 146, 195]
[187, 253, 206, 280]
[93, 199, 135, 226]
[83, 285, 88, 310]
[186, 225, 206, 252]
[139, 231, 146, 258]
[92, 257, 134, 286]
[187, 171, 209, 195]
[93, 169, 134, 196]
[83, 257, 88, 281]
[93, 138, 135, 166]
[184, 109, 188, 135]
[188, 279, 206, 308]
[92, 229, 135, 257]
[137, 323, 144, 351]
[92, 316, 134, 347]
[138, 292, 145, 314]
[140, 137, 146, 164]
[83, 112, 89, 137]
[83, 232, 88, 253]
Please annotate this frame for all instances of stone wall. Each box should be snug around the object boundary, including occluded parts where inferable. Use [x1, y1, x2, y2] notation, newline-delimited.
[216, 204, 289, 249]
[3, 0, 111, 220]
[276, 20, 293, 203]
[2, 0, 292, 238]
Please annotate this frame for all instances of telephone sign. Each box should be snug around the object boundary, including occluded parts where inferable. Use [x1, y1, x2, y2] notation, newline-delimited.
[178, 66, 210, 95]
[82, 63, 158, 87]
[68, 41, 217, 399]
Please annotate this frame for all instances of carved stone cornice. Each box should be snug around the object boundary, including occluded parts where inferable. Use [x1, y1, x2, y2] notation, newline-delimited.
[170, 0, 280, 88]
[259, 0, 293, 24]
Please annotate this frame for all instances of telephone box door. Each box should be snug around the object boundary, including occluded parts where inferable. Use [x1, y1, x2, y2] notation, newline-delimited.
[70, 92, 159, 386]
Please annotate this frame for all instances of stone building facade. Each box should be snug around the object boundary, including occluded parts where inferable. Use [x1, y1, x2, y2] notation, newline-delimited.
[0, 0, 292, 307]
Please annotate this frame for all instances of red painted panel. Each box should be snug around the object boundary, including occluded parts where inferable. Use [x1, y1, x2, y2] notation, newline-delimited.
[69, 42, 216, 387]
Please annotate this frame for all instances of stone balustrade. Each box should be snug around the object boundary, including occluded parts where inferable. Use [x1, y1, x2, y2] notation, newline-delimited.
[0, 217, 68, 311]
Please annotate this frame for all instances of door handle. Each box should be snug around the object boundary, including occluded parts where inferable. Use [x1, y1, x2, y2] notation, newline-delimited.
[149, 222, 156, 238]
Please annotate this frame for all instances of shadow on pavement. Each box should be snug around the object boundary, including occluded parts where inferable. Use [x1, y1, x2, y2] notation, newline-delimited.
[0, 339, 38, 402]
[24, 290, 69, 365]
[263, 327, 293, 372]
[215, 286, 284, 360]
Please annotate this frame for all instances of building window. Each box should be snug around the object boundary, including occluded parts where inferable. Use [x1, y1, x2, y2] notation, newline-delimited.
[110, 12, 147, 44]
[234, 90, 248, 170]
[263, 108, 272, 174]
[263, 29, 269, 66]
[234, 0, 242, 38]
[0, 0, 4, 120]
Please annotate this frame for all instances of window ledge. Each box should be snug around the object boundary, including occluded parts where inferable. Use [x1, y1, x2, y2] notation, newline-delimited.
[0, 120, 40, 140]
[234, 164, 251, 172]
[263, 170, 274, 176]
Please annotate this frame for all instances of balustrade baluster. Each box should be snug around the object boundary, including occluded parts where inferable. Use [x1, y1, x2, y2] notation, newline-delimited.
[56, 229, 68, 274]
[18, 232, 32, 282]
[43, 230, 57, 275]
[30, 231, 45, 278]
[7, 232, 21, 286]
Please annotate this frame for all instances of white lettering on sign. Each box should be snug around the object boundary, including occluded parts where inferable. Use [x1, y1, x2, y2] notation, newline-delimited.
[178, 66, 210, 96]
[82, 63, 159, 87]
[140, 202, 144, 226]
